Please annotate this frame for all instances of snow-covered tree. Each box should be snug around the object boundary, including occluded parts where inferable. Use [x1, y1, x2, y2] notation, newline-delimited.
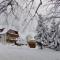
[48, 20, 60, 48]
[35, 15, 48, 43]
[0, 0, 43, 33]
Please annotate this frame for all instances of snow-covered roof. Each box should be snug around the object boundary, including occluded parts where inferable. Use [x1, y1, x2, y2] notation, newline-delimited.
[0, 26, 18, 35]
[7, 26, 18, 31]
[0, 28, 8, 34]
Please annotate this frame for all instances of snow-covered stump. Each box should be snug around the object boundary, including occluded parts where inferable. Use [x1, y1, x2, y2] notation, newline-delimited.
[27, 40, 36, 48]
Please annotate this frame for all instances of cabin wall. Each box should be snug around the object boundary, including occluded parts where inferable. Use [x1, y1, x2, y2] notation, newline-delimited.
[0, 34, 6, 44]
[6, 34, 18, 43]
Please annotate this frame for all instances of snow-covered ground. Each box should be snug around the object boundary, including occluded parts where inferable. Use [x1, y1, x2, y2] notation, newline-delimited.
[0, 44, 59, 60]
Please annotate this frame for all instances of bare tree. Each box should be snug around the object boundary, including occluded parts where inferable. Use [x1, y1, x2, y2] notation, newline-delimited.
[0, 0, 43, 32]
[22, 0, 42, 32]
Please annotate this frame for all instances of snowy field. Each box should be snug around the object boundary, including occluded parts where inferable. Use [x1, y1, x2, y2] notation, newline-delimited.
[0, 44, 59, 60]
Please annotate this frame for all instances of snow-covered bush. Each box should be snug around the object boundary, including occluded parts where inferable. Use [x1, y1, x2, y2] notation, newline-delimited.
[15, 37, 27, 46]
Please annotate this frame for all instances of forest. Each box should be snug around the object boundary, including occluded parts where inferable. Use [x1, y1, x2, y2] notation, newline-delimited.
[0, 0, 60, 50]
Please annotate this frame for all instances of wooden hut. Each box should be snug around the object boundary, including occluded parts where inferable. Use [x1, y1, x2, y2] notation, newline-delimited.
[6, 29, 19, 43]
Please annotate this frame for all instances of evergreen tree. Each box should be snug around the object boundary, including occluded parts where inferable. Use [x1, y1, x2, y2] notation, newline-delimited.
[35, 15, 48, 43]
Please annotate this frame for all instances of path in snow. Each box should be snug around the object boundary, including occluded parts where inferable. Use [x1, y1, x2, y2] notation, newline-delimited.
[0, 44, 59, 60]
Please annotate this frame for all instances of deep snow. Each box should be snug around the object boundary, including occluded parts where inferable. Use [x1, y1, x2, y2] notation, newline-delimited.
[0, 44, 59, 60]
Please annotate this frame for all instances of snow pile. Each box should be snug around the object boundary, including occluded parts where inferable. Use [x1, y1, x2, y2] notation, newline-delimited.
[16, 37, 27, 45]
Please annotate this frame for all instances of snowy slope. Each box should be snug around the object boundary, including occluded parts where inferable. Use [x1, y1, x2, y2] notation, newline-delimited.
[0, 44, 59, 60]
